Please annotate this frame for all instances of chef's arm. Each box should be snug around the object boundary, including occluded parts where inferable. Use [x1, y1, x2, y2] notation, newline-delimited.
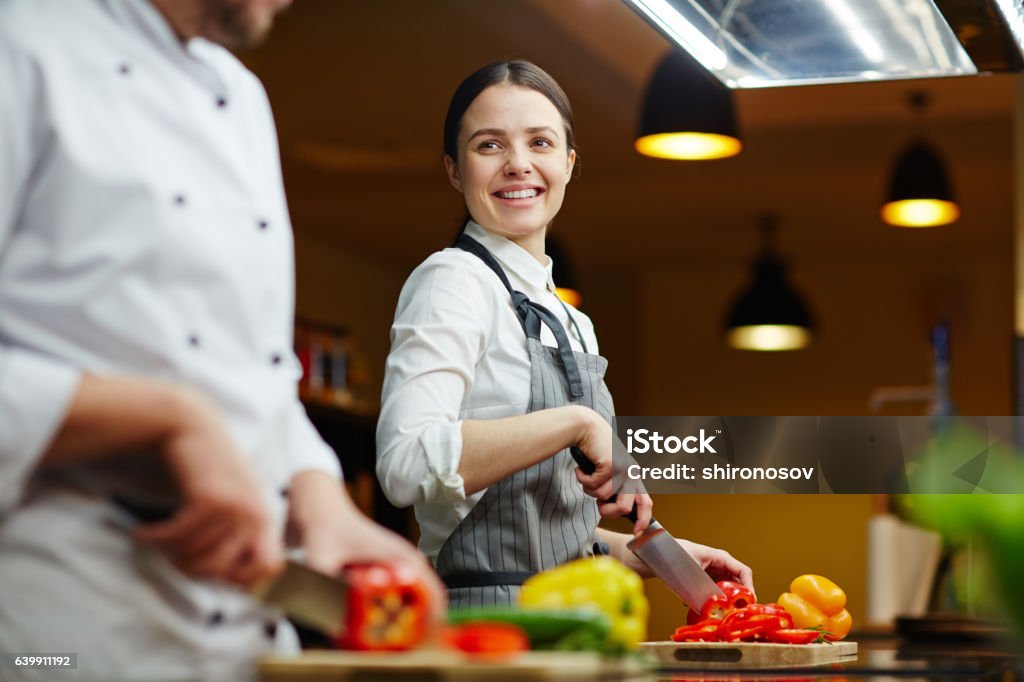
[458, 404, 607, 496]
[38, 373, 210, 468]
[34, 372, 287, 586]
[0, 25, 75, 503]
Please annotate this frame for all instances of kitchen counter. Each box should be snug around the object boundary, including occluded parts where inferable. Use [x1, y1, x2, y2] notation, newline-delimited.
[260, 635, 1024, 681]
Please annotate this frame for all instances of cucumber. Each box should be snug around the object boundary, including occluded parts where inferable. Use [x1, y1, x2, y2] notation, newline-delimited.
[446, 607, 611, 649]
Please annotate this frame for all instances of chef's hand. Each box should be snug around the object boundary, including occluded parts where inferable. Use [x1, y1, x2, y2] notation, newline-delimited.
[678, 538, 755, 595]
[573, 412, 653, 535]
[135, 388, 283, 586]
[288, 470, 447, 622]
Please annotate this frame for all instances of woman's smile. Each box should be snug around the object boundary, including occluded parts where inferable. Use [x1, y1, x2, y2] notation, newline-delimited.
[491, 185, 546, 205]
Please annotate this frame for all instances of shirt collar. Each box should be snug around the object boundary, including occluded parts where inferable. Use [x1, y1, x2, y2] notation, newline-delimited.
[101, 0, 189, 56]
[464, 221, 556, 294]
[100, 0, 227, 94]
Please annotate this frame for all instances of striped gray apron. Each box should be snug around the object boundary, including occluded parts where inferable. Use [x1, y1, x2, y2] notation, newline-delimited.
[435, 235, 615, 608]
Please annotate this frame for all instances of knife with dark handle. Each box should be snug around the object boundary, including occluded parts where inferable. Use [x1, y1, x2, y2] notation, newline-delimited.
[570, 446, 724, 611]
[252, 559, 349, 637]
[110, 498, 431, 649]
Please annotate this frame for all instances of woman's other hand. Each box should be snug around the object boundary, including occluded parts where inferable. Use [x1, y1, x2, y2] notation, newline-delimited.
[678, 538, 755, 595]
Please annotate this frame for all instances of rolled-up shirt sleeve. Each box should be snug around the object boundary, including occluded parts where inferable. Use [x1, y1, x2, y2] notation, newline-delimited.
[376, 253, 491, 508]
[0, 35, 84, 507]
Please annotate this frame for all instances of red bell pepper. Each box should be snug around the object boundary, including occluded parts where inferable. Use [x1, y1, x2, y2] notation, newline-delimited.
[335, 563, 431, 651]
[441, 623, 529, 657]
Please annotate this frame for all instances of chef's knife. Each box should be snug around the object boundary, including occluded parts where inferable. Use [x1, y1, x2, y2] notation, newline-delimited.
[110, 500, 430, 648]
[108, 502, 351, 636]
[252, 558, 348, 637]
[570, 446, 724, 612]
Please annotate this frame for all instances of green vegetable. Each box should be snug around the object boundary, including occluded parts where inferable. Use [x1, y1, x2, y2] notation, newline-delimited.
[446, 607, 611, 651]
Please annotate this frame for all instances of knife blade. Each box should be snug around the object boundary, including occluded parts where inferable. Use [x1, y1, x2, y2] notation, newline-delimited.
[108, 500, 350, 636]
[626, 524, 724, 611]
[570, 446, 725, 611]
[251, 559, 348, 637]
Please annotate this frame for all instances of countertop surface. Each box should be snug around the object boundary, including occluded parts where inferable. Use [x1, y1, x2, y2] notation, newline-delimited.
[260, 634, 1024, 681]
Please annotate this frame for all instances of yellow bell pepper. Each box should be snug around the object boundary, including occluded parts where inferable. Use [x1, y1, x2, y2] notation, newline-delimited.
[777, 574, 852, 640]
[519, 557, 648, 651]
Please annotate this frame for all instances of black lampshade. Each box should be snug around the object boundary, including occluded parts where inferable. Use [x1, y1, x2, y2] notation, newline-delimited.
[724, 217, 814, 351]
[881, 140, 959, 227]
[881, 92, 960, 228]
[636, 50, 742, 160]
[546, 238, 581, 308]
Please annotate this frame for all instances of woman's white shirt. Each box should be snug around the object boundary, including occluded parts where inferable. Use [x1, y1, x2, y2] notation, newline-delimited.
[376, 221, 599, 561]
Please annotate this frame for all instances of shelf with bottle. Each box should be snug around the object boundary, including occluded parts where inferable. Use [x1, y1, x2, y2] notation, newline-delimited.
[294, 317, 377, 418]
[293, 319, 413, 539]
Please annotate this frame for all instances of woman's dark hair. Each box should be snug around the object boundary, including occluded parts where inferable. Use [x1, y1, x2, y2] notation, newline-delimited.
[444, 60, 578, 241]
[444, 60, 576, 163]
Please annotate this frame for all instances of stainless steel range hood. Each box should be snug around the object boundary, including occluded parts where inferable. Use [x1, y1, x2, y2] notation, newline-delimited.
[625, 0, 1024, 88]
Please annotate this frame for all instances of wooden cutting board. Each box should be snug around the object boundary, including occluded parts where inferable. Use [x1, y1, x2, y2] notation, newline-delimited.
[642, 640, 858, 670]
[258, 650, 651, 681]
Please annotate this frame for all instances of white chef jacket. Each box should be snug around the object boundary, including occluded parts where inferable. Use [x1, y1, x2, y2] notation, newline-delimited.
[0, 0, 340, 679]
[376, 221, 599, 562]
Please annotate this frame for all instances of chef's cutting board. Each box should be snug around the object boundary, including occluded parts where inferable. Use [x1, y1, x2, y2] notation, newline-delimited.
[259, 650, 650, 681]
[642, 640, 857, 670]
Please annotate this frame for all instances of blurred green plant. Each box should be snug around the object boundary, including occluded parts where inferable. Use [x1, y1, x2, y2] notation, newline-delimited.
[899, 422, 1024, 641]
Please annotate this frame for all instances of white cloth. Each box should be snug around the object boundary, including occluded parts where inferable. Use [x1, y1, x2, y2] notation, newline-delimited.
[376, 221, 598, 561]
[0, 0, 338, 678]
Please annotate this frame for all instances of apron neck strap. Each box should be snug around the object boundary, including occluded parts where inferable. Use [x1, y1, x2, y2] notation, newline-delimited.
[455, 234, 584, 399]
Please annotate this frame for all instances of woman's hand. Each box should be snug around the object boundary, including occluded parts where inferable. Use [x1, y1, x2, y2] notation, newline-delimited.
[598, 492, 653, 536]
[573, 411, 653, 534]
[678, 538, 755, 595]
[572, 410, 614, 499]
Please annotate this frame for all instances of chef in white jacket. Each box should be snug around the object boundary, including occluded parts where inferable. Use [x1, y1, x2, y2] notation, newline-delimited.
[0, 0, 442, 680]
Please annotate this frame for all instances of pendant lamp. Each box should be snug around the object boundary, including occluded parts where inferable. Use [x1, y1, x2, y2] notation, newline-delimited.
[725, 215, 814, 351]
[636, 50, 742, 161]
[546, 238, 582, 308]
[881, 91, 959, 228]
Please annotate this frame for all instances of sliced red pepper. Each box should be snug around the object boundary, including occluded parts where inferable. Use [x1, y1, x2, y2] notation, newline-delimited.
[743, 602, 790, 618]
[690, 581, 757, 625]
[680, 587, 815, 645]
[719, 607, 790, 630]
[672, 619, 722, 642]
[719, 624, 767, 642]
[765, 628, 823, 645]
[718, 614, 787, 642]
[717, 580, 756, 611]
[698, 594, 731, 621]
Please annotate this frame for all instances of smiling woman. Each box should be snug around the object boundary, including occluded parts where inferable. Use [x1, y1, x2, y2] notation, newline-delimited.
[375, 60, 753, 609]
